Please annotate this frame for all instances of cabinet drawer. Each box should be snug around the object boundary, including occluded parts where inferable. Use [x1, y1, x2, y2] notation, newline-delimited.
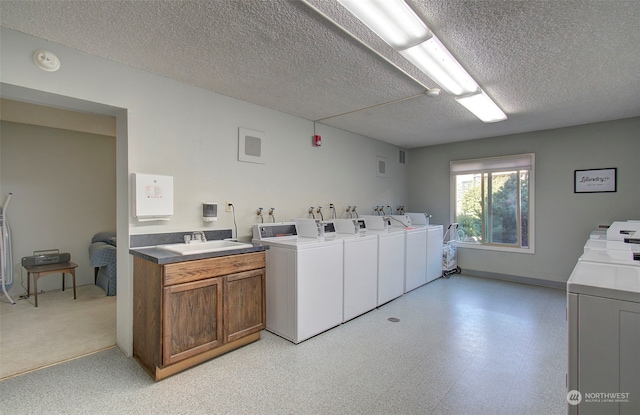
[163, 252, 265, 286]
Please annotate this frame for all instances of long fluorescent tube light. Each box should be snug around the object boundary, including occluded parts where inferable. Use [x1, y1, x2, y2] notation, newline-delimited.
[337, 0, 431, 49]
[337, 0, 507, 122]
[400, 36, 479, 96]
[456, 91, 507, 123]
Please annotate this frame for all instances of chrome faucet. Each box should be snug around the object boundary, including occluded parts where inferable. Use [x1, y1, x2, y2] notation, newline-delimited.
[185, 231, 207, 244]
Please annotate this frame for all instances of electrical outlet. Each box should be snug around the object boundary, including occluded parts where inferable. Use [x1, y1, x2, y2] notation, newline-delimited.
[226, 201, 233, 212]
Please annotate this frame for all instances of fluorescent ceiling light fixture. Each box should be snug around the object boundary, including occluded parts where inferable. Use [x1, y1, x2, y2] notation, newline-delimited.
[456, 91, 507, 123]
[400, 37, 479, 96]
[337, 0, 507, 122]
[337, 0, 431, 49]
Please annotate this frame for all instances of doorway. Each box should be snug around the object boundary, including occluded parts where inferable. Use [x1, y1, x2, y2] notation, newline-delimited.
[0, 84, 130, 377]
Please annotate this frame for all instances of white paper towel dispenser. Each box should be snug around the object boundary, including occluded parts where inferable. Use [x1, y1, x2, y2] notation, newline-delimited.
[133, 173, 174, 221]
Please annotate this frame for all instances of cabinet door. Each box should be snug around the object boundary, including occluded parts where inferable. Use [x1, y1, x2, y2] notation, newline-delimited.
[224, 269, 266, 343]
[163, 277, 223, 366]
[577, 294, 640, 415]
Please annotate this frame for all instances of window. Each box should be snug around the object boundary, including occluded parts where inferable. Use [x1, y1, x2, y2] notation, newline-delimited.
[451, 154, 534, 253]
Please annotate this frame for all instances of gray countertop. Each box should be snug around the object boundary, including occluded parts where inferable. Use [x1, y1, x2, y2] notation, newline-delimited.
[130, 244, 268, 265]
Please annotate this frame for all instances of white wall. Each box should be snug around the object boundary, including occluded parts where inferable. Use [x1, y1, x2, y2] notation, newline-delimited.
[0, 121, 116, 296]
[0, 28, 407, 354]
[125, 86, 407, 237]
[408, 117, 640, 285]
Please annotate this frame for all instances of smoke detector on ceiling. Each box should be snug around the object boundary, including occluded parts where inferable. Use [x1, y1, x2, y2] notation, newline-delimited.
[33, 50, 60, 72]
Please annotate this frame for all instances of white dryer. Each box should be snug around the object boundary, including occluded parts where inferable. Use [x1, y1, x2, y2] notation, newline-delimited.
[252, 222, 344, 344]
[329, 219, 378, 322]
[362, 215, 405, 306]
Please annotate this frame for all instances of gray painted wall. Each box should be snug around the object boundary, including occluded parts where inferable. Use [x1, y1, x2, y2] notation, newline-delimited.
[0, 121, 116, 295]
[407, 117, 640, 284]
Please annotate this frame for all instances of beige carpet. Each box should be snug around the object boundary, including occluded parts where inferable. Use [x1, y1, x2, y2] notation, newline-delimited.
[0, 284, 116, 380]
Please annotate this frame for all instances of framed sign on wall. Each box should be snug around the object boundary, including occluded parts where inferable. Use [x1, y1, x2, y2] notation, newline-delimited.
[574, 168, 617, 193]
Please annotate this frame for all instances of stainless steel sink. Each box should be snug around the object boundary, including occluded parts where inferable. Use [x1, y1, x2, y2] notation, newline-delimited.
[157, 240, 253, 255]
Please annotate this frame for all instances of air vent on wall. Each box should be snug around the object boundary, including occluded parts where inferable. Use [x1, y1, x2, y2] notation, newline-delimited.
[377, 156, 387, 177]
[238, 127, 265, 164]
[399, 150, 406, 164]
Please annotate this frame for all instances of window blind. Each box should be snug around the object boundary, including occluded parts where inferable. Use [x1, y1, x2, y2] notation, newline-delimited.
[450, 153, 534, 174]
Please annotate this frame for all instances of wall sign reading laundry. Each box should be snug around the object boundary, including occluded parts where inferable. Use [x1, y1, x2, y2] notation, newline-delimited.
[574, 168, 617, 193]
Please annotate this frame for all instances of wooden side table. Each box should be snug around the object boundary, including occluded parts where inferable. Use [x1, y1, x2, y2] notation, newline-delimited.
[24, 262, 78, 307]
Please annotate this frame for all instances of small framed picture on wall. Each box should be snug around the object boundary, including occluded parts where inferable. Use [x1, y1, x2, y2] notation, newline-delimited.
[574, 168, 617, 193]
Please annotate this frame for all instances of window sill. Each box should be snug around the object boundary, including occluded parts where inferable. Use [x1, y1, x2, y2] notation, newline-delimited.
[457, 241, 535, 254]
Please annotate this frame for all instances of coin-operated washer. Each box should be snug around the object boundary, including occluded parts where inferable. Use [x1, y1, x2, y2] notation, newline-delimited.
[252, 220, 343, 344]
[328, 219, 378, 322]
[387, 215, 427, 293]
[567, 236, 640, 414]
[406, 213, 444, 284]
[362, 215, 405, 306]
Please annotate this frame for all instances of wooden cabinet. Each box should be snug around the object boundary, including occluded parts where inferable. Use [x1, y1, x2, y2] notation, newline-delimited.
[133, 252, 266, 381]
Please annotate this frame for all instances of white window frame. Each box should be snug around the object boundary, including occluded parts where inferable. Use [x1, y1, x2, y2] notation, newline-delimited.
[450, 153, 535, 254]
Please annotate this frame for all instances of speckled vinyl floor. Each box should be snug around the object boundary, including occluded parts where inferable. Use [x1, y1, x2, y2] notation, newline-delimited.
[0, 275, 567, 415]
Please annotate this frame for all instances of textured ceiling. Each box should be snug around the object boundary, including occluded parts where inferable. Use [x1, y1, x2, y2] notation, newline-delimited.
[1, 0, 639, 148]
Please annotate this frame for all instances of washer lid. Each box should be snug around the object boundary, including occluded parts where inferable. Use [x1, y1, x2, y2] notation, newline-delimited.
[567, 261, 640, 302]
[579, 248, 639, 267]
[332, 233, 377, 242]
[584, 239, 639, 252]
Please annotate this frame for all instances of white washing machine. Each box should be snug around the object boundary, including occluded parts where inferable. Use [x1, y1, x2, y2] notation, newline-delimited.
[426, 225, 444, 282]
[329, 219, 378, 322]
[567, 259, 640, 415]
[388, 215, 427, 293]
[362, 215, 405, 306]
[407, 213, 444, 284]
[252, 222, 344, 344]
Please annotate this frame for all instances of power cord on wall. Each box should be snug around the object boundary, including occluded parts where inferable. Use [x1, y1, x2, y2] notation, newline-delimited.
[229, 203, 238, 240]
